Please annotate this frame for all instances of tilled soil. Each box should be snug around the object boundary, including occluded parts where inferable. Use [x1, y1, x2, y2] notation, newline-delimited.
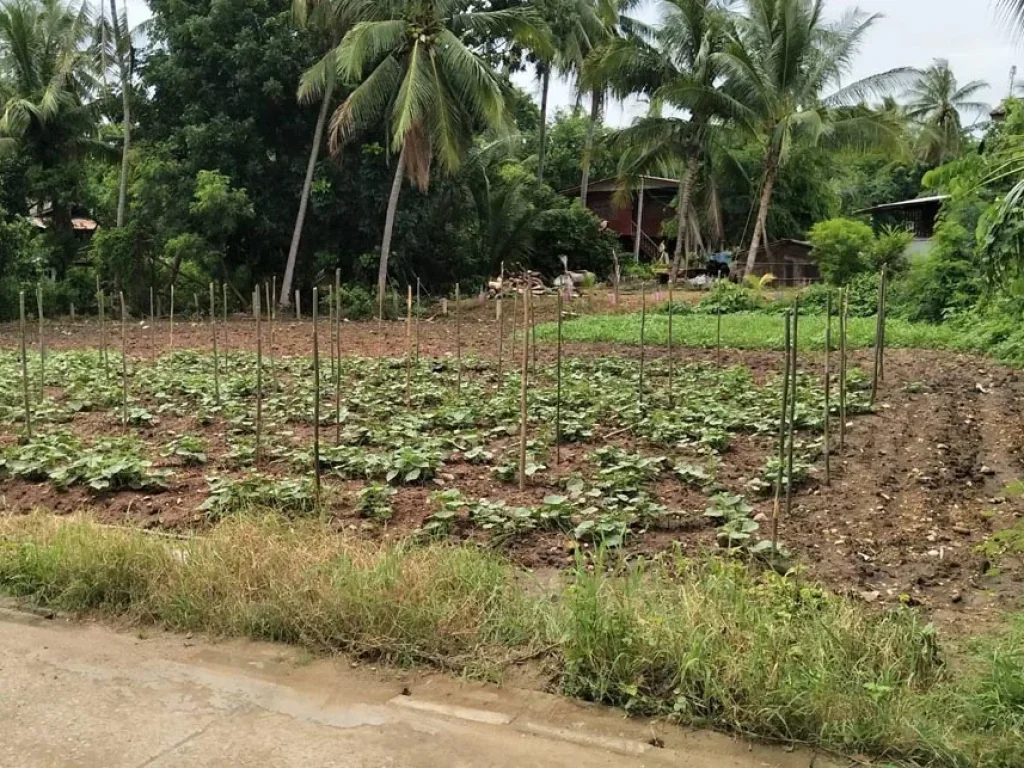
[1, 315, 1023, 631]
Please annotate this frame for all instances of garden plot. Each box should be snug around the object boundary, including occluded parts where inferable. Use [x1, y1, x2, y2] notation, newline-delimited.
[0, 317, 1023, 627]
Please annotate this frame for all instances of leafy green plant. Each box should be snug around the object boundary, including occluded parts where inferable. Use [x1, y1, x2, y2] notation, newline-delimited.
[697, 281, 763, 313]
[200, 475, 317, 520]
[384, 445, 443, 484]
[419, 489, 467, 538]
[356, 484, 396, 522]
[52, 438, 171, 492]
[162, 434, 208, 466]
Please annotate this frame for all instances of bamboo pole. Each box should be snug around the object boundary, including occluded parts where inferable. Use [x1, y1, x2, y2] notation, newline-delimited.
[405, 285, 413, 405]
[455, 282, 462, 396]
[312, 286, 322, 512]
[254, 288, 263, 466]
[210, 282, 220, 406]
[120, 291, 128, 428]
[149, 286, 155, 361]
[716, 304, 723, 368]
[871, 268, 884, 405]
[784, 299, 799, 522]
[638, 281, 647, 412]
[169, 283, 174, 352]
[99, 285, 109, 380]
[329, 285, 336, 386]
[19, 291, 31, 437]
[36, 283, 45, 399]
[530, 292, 537, 373]
[517, 285, 530, 491]
[824, 290, 832, 487]
[839, 288, 848, 450]
[415, 278, 421, 363]
[511, 289, 519, 360]
[667, 279, 674, 407]
[555, 289, 563, 466]
[335, 272, 342, 446]
[193, 292, 199, 320]
[295, 289, 301, 320]
[879, 266, 888, 382]
[496, 297, 505, 387]
[265, 282, 274, 383]
[771, 310, 792, 551]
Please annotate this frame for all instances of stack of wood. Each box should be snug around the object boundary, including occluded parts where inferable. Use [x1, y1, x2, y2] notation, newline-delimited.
[487, 271, 546, 298]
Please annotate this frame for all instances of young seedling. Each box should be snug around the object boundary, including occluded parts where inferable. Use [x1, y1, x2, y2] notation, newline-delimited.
[209, 282, 220, 406]
[312, 286, 322, 512]
[518, 283, 530, 491]
[19, 291, 32, 437]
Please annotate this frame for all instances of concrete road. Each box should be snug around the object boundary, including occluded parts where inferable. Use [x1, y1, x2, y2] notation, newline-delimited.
[0, 606, 839, 768]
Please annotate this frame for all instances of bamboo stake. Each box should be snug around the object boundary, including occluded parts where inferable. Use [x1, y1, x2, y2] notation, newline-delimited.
[530, 293, 537, 373]
[120, 291, 128, 428]
[517, 285, 530, 491]
[667, 279, 674, 407]
[312, 286, 322, 512]
[335, 271, 342, 446]
[329, 285, 336, 386]
[716, 304, 723, 368]
[455, 282, 462, 396]
[496, 297, 505, 387]
[511, 289, 519, 359]
[295, 289, 301, 320]
[879, 266, 888, 382]
[784, 298, 799, 522]
[555, 289, 563, 466]
[99, 284, 109, 380]
[771, 311, 792, 551]
[210, 282, 220, 406]
[839, 288, 848, 450]
[638, 281, 647, 413]
[824, 290, 832, 487]
[149, 286, 155, 361]
[169, 283, 174, 352]
[415, 278, 421, 363]
[405, 285, 413, 405]
[255, 288, 263, 466]
[19, 291, 31, 437]
[265, 282, 274, 381]
[871, 268, 884, 405]
[36, 283, 45, 399]
[222, 282, 229, 364]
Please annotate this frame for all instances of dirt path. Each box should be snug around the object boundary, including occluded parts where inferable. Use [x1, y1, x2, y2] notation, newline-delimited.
[0, 604, 837, 768]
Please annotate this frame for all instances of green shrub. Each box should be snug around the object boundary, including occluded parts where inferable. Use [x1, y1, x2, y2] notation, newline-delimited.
[696, 281, 762, 314]
[808, 218, 875, 284]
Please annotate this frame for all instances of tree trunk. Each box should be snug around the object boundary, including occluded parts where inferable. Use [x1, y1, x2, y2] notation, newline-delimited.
[744, 151, 780, 277]
[537, 68, 551, 184]
[579, 90, 602, 207]
[377, 144, 408, 318]
[280, 81, 334, 308]
[669, 155, 699, 283]
[111, 0, 130, 228]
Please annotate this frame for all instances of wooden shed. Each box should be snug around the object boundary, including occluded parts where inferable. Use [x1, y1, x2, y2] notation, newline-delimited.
[565, 176, 679, 260]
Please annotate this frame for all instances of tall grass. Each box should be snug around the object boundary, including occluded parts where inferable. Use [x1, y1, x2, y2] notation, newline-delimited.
[1, 513, 1023, 765]
[536, 313, 971, 355]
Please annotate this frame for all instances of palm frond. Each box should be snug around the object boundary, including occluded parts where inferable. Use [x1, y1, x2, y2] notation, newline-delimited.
[336, 20, 409, 82]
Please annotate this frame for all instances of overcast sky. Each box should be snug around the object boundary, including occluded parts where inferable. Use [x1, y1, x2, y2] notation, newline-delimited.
[121, 0, 1020, 127]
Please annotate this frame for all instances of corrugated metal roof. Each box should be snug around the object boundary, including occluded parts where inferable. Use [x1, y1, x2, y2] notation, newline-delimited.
[857, 195, 950, 215]
[563, 175, 681, 195]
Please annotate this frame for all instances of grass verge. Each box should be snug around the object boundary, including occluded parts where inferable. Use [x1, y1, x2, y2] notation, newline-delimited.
[1, 513, 1023, 766]
[536, 312, 1014, 361]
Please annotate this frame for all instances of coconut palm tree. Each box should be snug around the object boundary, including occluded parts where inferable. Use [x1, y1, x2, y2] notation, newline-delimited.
[532, 0, 605, 184]
[593, 0, 733, 279]
[301, 0, 546, 314]
[904, 60, 989, 165]
[0, 0, 99, 264]
[717, 0, 912, 276]
[280, 0, 366, 309]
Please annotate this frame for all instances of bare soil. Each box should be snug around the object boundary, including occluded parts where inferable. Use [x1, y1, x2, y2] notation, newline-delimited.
[1, 313, 1023, 632]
